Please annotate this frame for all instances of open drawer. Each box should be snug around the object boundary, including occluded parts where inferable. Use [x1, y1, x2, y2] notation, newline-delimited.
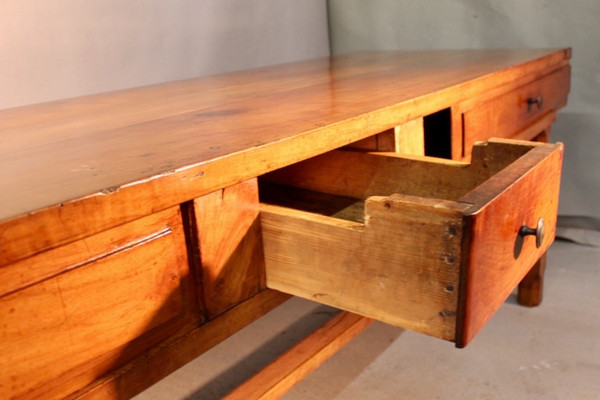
[259, 139, 563, 347]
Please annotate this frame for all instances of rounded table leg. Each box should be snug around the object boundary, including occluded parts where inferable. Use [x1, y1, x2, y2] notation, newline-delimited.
[517, 253, 547, 307]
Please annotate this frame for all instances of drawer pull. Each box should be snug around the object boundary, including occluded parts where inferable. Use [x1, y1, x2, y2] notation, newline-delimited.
[527, 95, 544, 111]
[514, 218, 545, 258]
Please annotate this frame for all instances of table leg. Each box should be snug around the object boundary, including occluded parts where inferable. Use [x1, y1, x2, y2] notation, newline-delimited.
[517, 253, 547, 307]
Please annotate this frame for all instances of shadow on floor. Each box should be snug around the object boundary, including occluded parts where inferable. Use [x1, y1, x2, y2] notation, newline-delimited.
[183, 306, 403, 399]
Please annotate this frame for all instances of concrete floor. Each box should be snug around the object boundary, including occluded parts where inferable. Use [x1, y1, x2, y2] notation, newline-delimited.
[135, 239, 600, 399]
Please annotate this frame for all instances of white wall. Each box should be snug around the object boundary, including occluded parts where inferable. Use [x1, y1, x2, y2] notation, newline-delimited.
[328, 0, 600, 220]
[0, 0, 329, 109]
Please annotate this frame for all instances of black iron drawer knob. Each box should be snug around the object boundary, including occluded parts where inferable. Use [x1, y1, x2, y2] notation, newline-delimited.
[527, 95, 544, 111]
[514, 218, 545, 259]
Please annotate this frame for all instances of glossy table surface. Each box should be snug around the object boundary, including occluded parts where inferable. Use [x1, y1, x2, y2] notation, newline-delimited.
[0, 49, 570, 267]
[0, 49, 570, 222]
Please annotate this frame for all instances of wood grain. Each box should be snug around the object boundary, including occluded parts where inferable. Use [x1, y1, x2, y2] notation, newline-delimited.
[193, 179, 265, 319]
[262, 141, 532, 203]
[456, 141, 564, 347]
[224, 312, 373, 400]
[0, 207, 197, 399]
[463, 66, 570, 156]
[262, 192, 466, 341]
[395, 118, 425, 155]
[0, 49, 570, 267]
[261, 140, 563, 345]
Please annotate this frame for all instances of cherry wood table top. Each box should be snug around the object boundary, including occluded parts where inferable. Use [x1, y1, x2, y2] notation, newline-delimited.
[0, 49, 570, 266]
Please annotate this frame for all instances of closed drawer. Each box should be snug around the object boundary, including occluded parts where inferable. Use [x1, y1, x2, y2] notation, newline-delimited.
[0, 207, 196, 399]
[463, 67, 570, 157]
[259, 139, 563, 347]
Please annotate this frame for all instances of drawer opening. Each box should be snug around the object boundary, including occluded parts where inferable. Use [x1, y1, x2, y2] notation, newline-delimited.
[259, 139, 563, 347]
[259, 183, 367, 224]
[424, 108, 452, 159]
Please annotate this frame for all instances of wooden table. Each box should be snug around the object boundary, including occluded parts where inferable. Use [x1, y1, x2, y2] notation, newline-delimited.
[0, 49, 570, 399]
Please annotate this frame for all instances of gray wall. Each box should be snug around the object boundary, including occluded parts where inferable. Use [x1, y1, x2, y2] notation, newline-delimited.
[0, 0, 329, 109]
[329, 0, 600, 220]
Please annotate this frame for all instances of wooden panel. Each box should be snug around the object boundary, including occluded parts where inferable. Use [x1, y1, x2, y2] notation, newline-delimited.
[193, 179, 265, 318]
[224, 312, 372, 400]
[395, 118, 425, 155]
[451, 108, 464, 159]
[457, 141, 564, 347]
[0, 49, 571, 267]
[262, 142, 532, 203]
[345, 129, 396, 151]
[345, 134, 379, 150]
[463, 66, 570, 156]
[350, 119, 424, 154]
[262, 195, 467, 341]
[0, 208, 183, 299]
[0, 207, 195, 400]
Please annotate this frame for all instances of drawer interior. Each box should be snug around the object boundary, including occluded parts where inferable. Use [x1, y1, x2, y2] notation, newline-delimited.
[259, 139, 563, 347]
[259, 139, 533, 217]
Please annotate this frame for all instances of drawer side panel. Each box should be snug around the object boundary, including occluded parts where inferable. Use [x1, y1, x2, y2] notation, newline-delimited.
[262, 196, 466, 341]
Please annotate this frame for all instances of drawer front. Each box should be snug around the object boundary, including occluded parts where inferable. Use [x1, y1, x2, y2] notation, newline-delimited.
[0, 207, 195, 399]
[260, 140, 563, 346]
[457, 142, 564, 347]
[463, 66, 570, 156]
